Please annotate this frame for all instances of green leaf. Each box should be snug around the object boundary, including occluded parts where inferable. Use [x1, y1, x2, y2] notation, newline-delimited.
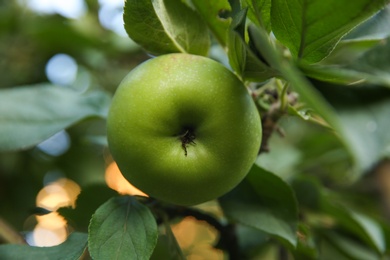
[292, 224, 318, 259]
[255, 134, 302, 180]
[303, 22, 390, 85]
[271, 0, 388, 63]
[301, 38, 390, 88]
[88, 196, 158, 260]
[321, 232, 379, 260]
[235, 225, 269, 257]
[299, 39, 383, 85]
[58, 184, 118, 231]
[292, 177, 322, 210]
[320, 39, 381, 66]
[191, 0, 232, 46]
[248, 25, 381, 177]
[227, 8, 248, 76]
[0, 84, 110, 152]
[227, 10, 276, 81]
[0, 232, 87, 260]
[150, 235, 182, 260]
[249, 26, 341, 129]
[241, 0, 272, 32]
[345, 5, 390, 41]
[323, 201, 386, 253]
[123, 0, 210, 56]
[348, 37, 390, 85]
[219, 165, 298, 247]
[350, 213, 386, 253]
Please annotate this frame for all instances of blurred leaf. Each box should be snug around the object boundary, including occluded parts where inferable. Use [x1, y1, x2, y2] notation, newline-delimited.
[82, 135, 108, 147]
[248, 25, 386, 176]
[320, 39, 380, 66]
[0, 232, 87, 260]
[319, 238, 351, 260]
[241, 0, 272, 32]
[30, 207, 52, 216]
[124, 0, 210, 56]
[316, 83, 390, 174]
[292, 177, 321, 210]
[88, 196, 158, 260]
[348, 37, 390, 85]
[191, 0, 231, 46]
[350, 213, 385, 253]
[227, 10, 276, 81]
[300, 64, 370, 86]
[261, 116, 352, 184]
[378, 218, 390, 258]
[0, 84, 110, 152]
[255, 134, 302, 179]
[249, 26, 342, 129]
[323, 201, 386, 253]
[243, 52, 277, 81]
[58, 185, 118, 231]
[292, 223, 319, 259]
[161, 218, 185, 260]
[271, 0, 388, 63]
[150, 235, 180, 260]
[305, 37, 390, 87]
[302, 20, 390, 84]
[345, 5, 390, 41]
[321, 232, 380, 260]
[26, 16, 103, 55]
[227, 8, 247, 76]
[219, 165, 298, 247]
[235, 225, 269, 257]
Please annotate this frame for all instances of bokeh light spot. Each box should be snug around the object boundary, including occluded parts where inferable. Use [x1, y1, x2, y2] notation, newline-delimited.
[98, 0, 127, 36]
[29, 178, 81, 247]
[105, 161, 148, 197]
[36, 178, 80, 211]
[23, 0, 86, 19]
[171, 217, 225, 259]
[37, 130, 71, 157]
[31, 213, 68, 247]
[45, 54, 78, 86]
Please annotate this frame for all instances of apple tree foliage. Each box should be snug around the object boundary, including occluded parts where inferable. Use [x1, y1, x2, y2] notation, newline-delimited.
[1, 0, 390, 259]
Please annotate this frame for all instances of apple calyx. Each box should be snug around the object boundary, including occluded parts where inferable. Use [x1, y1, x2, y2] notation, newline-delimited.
[178, 128, 196, 157]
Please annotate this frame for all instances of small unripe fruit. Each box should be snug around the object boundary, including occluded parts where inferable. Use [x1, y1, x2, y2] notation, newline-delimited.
[107, 53, 262, 205]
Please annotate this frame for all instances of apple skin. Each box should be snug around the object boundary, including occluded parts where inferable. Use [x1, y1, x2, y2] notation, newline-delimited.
[107, 53, 262, 206]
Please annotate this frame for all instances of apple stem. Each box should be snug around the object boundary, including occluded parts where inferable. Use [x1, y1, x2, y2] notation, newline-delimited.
[179, 129, 196, 157]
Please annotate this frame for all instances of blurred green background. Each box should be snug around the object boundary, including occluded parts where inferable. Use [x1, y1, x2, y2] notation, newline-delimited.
[0, 0, 146, 236]
[1, 1, 390, 259]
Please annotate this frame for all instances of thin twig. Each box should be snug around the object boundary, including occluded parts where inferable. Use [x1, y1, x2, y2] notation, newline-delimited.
[259, 91, 298, 154]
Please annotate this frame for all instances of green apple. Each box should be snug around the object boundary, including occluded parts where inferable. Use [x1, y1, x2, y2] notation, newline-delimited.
[107, 53, 262, 206]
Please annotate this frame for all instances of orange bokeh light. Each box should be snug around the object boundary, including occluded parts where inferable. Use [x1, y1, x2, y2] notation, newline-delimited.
[32, 212, 68, 247]
[36, 178, 81, 211]
[31, 178, 81, 247]
[105, 161, 148, 197]
[171, 217, 225, 259]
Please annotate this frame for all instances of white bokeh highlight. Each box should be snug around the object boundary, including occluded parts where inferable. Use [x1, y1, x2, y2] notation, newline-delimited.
[45, 54, 78, 87]
[24, 0, 86, 19]
[98, 0, 127, 36]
